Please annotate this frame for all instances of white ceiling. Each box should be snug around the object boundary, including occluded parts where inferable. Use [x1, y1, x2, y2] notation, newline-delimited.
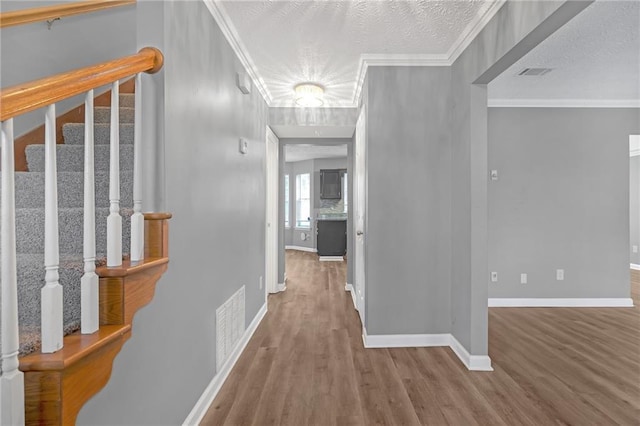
[285, 144, 348, 162]
[489, 1, 640, 105]
[209, 0, 639, 110]
[215, 0, 503, 107]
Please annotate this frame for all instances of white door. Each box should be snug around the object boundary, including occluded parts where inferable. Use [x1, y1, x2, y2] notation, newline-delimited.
[266, 127, 280, 295]
[354, 107, 366, 324]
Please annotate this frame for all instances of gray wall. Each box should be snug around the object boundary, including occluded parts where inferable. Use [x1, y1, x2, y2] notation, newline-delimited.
[79, 1, 268, 424]
[488, 108, 639, 299]
[448, 0, 591, 356]
[278, 143, 286, 282]
[347, 140, 354, 285]
[631, 155, 640, 265]
[365, 66, 452, 335]
[0, 0, 137, 136]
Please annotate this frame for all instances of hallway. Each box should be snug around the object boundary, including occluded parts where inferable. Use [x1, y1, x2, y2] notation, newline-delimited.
[201, 251, 640, 425]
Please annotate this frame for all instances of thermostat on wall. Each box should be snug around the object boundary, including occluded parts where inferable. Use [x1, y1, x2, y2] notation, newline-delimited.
[239, 138, 248, 154]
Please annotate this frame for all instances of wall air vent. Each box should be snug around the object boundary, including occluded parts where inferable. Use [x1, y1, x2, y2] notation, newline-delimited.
[216, 286, 245, 371]
[518, 68, 553, 76]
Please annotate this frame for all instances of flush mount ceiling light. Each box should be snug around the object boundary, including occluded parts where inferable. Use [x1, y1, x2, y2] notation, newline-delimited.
[294, 83, 325, 107]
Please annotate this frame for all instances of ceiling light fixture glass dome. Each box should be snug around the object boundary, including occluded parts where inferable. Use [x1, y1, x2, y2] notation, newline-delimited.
[294, 83, 325, 107]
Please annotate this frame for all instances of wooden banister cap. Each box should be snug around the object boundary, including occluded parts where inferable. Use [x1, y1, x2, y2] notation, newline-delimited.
[144, 212, 173, 220]
[139, 47, 164, 74]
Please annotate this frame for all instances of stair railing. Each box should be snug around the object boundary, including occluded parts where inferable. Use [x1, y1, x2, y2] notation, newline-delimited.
[0, 47, 163, 424]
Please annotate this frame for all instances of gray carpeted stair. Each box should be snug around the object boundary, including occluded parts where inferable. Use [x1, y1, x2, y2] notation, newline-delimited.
[15, 208, 132, 255]
[4, 171, 133, 209]
[0, 93, 135, 357]
[25, 144, 134, 172]
[62, 123, 134, 145]
[93, 106, 135, 124]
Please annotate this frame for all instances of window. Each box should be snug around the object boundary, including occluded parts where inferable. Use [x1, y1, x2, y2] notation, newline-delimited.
[284, 175, 290, 227]
[296, 173, 310, 228]
[343, 172, 348, 213]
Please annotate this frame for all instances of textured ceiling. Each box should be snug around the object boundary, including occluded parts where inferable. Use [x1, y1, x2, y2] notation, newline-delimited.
[285, 144, 348, 162]
[489, 1, 640, 103]
[218, 0, 496, 107]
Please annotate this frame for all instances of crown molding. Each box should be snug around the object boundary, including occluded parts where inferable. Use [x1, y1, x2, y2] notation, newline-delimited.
[488, 99, 640, 108]
[205, 0, 508, 108]
[352, 0, 507, 106]
[352, 54, 451, 105]
[203, 0, 272, 105]
[446, 0, 507, 65]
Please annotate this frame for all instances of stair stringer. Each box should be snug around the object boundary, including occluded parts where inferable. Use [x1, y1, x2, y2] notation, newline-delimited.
[18, 213, 171, 425]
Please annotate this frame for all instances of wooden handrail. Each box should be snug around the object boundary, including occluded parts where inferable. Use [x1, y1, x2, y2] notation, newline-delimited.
[0, 47, 163, 121]
[0, 0, 135, 29]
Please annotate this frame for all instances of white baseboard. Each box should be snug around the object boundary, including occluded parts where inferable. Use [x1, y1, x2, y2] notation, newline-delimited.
[631, 263, 640, 271]
[363, 331, 450, 348]
[488, 298, 634, 307]
[345, 283, 357, 310]
[449, 335, 494, 371]
[319, 256, 344, 262]
[285, 245, 317, 253]
[277, 283, 287, 292]
[361, 328, 493, 372]
[183, 303, 268, 425]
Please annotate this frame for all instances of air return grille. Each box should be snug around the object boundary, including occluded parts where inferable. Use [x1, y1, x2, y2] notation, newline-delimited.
[216, 286, 245, 371]
[518, 68, 553, 76]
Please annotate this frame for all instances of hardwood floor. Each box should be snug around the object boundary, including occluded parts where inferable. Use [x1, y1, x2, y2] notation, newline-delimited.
[201, 251, 640, 425]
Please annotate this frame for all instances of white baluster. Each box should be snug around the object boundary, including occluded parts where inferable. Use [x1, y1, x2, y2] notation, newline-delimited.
[81, 90, 98, 334]
[0, 119, 25, 425]
[130, 73, 144, 262]
[107, 81, 122, 267]
[42, 104, 63, 353]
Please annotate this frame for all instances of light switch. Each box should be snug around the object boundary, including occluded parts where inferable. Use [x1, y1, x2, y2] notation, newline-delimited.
[491, 272, 498, 282]
[490, 170, 499, 181]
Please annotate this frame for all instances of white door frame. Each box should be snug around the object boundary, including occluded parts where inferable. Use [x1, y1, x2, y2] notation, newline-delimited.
[265, 127, 280, 296]
[354, 107, 366, 325]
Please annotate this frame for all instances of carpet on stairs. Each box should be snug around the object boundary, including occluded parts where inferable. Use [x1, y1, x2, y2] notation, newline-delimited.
[0, 93, 135, 358]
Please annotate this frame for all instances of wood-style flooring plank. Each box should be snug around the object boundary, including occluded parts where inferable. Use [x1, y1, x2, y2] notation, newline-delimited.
[201, 250, 640, 425]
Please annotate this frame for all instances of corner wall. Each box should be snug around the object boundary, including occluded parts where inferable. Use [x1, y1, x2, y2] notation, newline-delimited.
[365, 66, 453, 335]
[449, 0, 592, 355]
[78, 1, 269, 423]
[488, 108, 639, 299]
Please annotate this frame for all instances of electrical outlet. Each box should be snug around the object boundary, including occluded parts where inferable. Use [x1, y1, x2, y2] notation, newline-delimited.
[633, 245, 639, 253]
[490, 272, 498, 282]
[490, 170, 499, 181]
[259, 276, 263, 290]
[520, 273, 527, 284]
[556, 269, 564, 281]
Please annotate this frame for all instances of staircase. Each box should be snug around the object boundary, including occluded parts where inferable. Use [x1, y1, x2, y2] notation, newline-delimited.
[1, 95, 136, 357]
[1, 45, 167, 425]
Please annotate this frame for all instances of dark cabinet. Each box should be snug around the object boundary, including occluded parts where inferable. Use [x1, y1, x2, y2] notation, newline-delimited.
[317, 220, 347, 256]
[320, 169, 342, 199]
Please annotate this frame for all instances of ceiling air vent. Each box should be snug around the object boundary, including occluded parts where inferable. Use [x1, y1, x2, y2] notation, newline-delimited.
[518, 68, 553, 76]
